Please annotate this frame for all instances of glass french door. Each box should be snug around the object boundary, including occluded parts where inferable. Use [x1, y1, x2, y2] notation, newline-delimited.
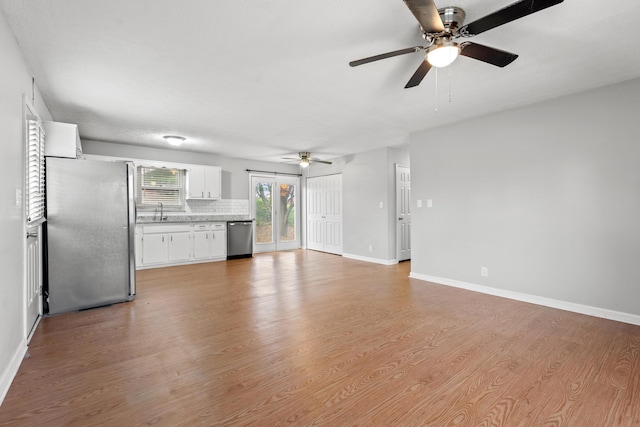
[251, 175, 300, 252]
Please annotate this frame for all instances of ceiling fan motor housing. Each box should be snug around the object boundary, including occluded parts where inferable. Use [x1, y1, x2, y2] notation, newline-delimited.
[438, 6, 466, 32]
[422, 6, 465, 42]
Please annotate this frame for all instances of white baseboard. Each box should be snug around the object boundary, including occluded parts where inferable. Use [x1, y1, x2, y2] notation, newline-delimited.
[0, 339, 27, 407]
[409, 272, 640, 326]
[342, 253, 398, 265]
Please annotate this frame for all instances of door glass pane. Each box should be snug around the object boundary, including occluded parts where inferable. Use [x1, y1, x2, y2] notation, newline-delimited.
[278, 184, 295, 242]
[255, 182, 273, 244]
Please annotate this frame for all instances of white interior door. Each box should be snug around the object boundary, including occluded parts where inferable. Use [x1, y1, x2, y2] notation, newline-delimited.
[396, 165, 411, 261]
[306, 174, 343, 255]
[252, 175, 300, 253]
[25, 227, 42, 341]
[307, 177, 324, 251]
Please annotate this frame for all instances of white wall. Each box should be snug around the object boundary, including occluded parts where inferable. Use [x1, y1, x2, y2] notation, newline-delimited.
[82, 140, 300, 199]
[0, 12, 51, 404]
[409, 78, 640, 321]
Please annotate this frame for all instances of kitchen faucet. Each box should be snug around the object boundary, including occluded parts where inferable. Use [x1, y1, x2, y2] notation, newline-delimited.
[156, 202, 167, 221]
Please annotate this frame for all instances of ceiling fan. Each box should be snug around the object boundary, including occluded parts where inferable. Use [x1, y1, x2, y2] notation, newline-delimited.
[282, 152, 333, 168]
[349, 0, 564, 88]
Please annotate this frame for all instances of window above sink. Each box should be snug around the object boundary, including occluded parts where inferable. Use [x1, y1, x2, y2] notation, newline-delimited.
[136, 166, 186, 211]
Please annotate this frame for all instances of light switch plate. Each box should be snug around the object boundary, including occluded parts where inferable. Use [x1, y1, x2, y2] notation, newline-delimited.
[417, 199, 422, 208]
[427, 199, 433, 208]
[15, 189, 22, 207]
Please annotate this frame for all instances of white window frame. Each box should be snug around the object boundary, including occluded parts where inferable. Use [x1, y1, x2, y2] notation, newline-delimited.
[136, 165, 187, 211]
[25, 105, 46, 225]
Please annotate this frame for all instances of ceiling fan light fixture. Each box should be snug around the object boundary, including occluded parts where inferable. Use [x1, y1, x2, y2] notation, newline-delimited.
[163, 135, 185, 146]
[299, 158, 310, 168]
[426, 39, 460, 68]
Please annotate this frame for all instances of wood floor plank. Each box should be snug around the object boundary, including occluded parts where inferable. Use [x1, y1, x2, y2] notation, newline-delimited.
[1, 250, 639, 426]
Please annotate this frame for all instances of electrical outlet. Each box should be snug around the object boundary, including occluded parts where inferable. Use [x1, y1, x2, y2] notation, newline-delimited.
[379, 202, 383, 208]
[368, 245, 373, 253]
[427, 199, 433, 208]
[417, 199, 422, 208]
[481, 267, 488, 277]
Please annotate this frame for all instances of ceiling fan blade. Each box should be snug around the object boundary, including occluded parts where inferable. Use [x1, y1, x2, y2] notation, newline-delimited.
[349, 46, 422, 67]
[311, 159, 333, 165]
[405, 59, 432, 88]
[403, 0, 445, 33]
[460, 0, 564, 37]
[459, 42, 518, 67]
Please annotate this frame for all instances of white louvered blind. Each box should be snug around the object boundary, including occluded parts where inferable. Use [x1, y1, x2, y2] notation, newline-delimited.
[136, 166, 186, 209]
[26, 117, 46, 224]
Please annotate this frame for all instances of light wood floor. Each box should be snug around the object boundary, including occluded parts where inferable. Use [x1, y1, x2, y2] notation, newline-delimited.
[1, 250, 639, 426]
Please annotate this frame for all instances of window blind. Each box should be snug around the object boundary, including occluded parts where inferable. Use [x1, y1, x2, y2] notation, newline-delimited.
[136, 166, 186, 208]
[26, 117, 45, 224]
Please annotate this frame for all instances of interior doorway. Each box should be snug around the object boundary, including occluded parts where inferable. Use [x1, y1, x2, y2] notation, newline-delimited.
[251, 175, 300, 253]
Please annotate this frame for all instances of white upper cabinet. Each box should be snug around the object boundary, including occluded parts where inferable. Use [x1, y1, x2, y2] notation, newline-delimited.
[187, 166, 221, 199]
[43, 121, 82, 158]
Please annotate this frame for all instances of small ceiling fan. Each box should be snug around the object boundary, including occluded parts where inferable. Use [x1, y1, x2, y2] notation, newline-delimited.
[349, 0, 564, 88]
[282, 152, 333, 168]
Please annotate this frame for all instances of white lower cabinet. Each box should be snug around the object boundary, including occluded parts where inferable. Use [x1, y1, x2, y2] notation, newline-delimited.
[193, 223, 226, 260]
[168, 231, 191, 262]
[211, 229, 226, 257]
[142, 233, 169, 265]
[137, 222, 227, 269]
[193, 229, 211, 260]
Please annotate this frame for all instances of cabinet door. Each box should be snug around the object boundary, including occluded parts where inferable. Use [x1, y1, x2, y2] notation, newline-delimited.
[142, 233, 168, 265]
[204, 167, 221, 199]
[135, 226, 143, 267]
[188, 166, 205, 199]
[168, 232, 191, 261]
[192, 231, 212, 259]
[210, 230, 226, 258]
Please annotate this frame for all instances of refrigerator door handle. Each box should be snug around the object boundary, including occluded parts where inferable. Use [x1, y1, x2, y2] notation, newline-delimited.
[126, 162, 137, 301]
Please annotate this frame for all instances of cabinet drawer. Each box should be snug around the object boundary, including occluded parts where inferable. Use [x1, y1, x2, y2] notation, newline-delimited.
[143, 224, 190, 234]
[211, 222, 226, 231]
[193, 223, 211, 231]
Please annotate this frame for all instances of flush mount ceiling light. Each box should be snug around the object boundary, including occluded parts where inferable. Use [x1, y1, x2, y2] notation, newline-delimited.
[426, 38, 460, 68]
[163, 135, 185, 146]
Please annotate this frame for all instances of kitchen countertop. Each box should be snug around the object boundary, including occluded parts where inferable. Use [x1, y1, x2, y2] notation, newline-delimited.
[136, 214, 251, 224]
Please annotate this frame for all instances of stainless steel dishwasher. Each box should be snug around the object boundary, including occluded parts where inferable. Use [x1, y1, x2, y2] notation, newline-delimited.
[227, 220, 254, 259]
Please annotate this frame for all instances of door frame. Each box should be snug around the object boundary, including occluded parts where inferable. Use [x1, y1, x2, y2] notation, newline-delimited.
[250, 173, 300, 253]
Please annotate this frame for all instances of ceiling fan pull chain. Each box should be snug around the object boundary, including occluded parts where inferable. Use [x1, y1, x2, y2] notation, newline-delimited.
[435, 67, 439, 113]
[449, 65, 453, 103]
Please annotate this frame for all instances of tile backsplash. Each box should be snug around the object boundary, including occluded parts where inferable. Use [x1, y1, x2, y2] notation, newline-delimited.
[186, 199, 249, 216]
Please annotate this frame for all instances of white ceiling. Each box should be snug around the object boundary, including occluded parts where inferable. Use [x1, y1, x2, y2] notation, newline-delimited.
[2, 0, 640, 163]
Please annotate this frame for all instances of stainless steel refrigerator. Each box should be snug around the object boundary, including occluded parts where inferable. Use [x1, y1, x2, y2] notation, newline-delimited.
[44, 157, 136, 315]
